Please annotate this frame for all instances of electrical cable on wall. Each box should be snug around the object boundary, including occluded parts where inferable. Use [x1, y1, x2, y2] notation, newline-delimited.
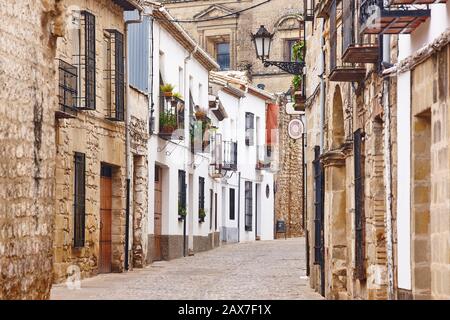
[156, 0, 271, 23]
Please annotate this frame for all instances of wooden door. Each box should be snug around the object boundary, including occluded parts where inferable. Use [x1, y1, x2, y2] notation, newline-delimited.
[154, 166, 162, 261]
[99, 174, 112, 273]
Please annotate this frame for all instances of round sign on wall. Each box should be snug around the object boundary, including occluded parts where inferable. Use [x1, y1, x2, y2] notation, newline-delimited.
[288, 119, 304, 140]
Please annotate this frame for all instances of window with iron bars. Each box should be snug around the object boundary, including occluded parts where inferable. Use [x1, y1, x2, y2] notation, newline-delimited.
[58, 60, 78, 118]
[72, 11, 96, 110]
[245, 181, 253, 231]
[74, 152, 86, 248]
[104, 29, 125, 121]
[245, 112, 255, 146]
[199, 177, 205, 210]
[229, 188, 236, 220]
[178, 170, 187, 218]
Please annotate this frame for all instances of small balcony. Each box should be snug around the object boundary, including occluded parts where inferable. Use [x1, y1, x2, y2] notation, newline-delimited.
[360, 0, 431, 34]
[329, 0, 366, 82]
[256, 145, 272, 170]
[56, 59, 78, 119]
[223, 141, 238, 171]
[210, 134, 238, 173]
[158, 96, 185, 140]
[341, 1, 379, 64]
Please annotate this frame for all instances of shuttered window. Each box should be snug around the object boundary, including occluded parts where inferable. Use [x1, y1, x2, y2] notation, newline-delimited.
[74, 152, 86, 248]
[354, 129, 366, 279]
[229, 188, 236, 220]
[313, 146, 324, 265]
[245, 112, 254, 146]
[245, 181, 253, 231]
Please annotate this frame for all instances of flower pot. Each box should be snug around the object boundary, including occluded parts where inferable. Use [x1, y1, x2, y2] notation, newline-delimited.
[163, 91, 173, 97]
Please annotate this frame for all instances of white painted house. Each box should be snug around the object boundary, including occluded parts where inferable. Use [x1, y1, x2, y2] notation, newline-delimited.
[128, 5, 220, 262]
[209, 72, 276, 243]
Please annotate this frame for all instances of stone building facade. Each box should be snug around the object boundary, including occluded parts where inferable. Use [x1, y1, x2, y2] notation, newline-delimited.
[162, 0, 305, 93]
[304, 0, 449, 300]
[0, 0, 64, 299]
[303, 0, 399, 299]
[52, 0, 143, 283]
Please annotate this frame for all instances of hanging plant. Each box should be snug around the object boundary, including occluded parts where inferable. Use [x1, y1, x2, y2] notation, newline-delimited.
[292, 75, 302, 92]
[292, 40, 305, 63]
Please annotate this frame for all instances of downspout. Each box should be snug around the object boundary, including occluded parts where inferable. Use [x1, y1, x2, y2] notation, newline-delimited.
[149, 14, 155, 134]
[124, 8, 144, 271]
[319, 19, 325, 151]
[382, 34, 395, 300]
[182, 44, 198, 257]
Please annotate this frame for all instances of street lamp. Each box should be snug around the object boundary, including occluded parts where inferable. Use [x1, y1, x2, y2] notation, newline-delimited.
[251, 25, 305, 75]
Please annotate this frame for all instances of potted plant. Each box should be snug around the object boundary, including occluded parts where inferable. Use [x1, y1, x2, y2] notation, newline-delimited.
[198, 208, 206, 223]
[178, 205, 187, 221]
[160, 84, 175, 97]
[195, 110, 206, 120]
[172, 92, 183, 100]
[159, 111, 177, 135]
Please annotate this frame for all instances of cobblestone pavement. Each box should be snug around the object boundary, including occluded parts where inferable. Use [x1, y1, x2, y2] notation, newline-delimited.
[51, 238, 323, 300]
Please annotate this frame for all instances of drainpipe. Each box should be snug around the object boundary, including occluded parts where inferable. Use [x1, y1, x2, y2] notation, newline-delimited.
[319, 19, 325, 151]
[382, 34, 395, 300]
[124, 7, 144, 271]
[182, 44, 199, 257]
[237, 171, 241, 243]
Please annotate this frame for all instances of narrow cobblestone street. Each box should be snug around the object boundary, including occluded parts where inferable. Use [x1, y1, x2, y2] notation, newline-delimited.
[51, 238, 322, 300]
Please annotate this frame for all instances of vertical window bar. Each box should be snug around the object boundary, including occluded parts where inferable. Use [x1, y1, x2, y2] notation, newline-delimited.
[229, 188, 235, 220]
[74, 152, 86, 248]
[82, 11, 96, 110]
[245, 181, 253, 231]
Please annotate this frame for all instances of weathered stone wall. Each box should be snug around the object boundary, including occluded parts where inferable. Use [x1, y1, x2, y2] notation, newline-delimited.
[304, 7, 397, 300]
[53, 0, 128, 283]
[0, 0, 63, 299]
[411, 44, 450, 300]
[274, 102, 304, 238]
[163, 0, 304, 93]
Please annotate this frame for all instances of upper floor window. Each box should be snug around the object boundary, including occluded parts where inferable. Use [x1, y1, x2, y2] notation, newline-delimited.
[245, 112, 255, 146]
[286, 39, 301, 62]
[72, 11, 96, 110]
[216, 42, 230, 71]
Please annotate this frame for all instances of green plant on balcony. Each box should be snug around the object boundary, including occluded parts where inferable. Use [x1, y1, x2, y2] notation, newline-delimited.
[172, 92, 183, 100]
[159, 111, 177, 134]
[160, 83, 175, 97]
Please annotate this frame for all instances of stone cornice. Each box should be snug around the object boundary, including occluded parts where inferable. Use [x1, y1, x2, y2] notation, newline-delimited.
[320, 142, 352, 167]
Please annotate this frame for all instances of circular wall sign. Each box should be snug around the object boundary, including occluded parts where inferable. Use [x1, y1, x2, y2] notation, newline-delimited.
[288, 119, 304, 140]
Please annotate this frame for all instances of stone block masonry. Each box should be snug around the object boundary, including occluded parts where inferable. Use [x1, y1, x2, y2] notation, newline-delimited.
[0, 0, 63, 299]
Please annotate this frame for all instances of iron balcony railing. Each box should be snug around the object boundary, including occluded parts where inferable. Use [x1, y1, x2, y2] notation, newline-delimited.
[223, 141, 238, 171]
[158, 96, 185, 140]
[210, 134, 238, 172]
[256, 145, 271, 170]
[360, 0, 430, 34]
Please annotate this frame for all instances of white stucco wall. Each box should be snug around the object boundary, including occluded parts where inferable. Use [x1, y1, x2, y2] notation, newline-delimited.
[395, 2, 449, 291]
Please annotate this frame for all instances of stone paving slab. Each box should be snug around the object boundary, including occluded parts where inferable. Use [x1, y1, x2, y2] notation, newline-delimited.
[51, 238, 323, 300]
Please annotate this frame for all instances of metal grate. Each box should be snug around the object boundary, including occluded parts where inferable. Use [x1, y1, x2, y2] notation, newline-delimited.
[354, 129, 366, 280]
[313, 145, 325, 296]
[229, 188, 236, 220]
[245, 181, 253, 231]
[178, 170, 186, 218]
[74, 152, 86, 248]
[245, 112, 255, 146]
[83, 11, 96, 110]
[58, 60, 78, 117]
[105, 30, 125, 121]
[199, 177, 205, 210]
